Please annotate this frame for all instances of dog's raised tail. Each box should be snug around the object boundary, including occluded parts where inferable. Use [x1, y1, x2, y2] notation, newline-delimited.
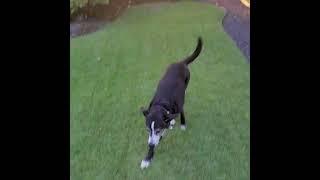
[182, 37, 203, 65]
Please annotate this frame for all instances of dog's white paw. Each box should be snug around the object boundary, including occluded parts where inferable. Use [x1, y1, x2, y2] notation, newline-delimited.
[140, 160, 150, 169]
[181, 125, 186, 131]
[169, 119, 175, 130]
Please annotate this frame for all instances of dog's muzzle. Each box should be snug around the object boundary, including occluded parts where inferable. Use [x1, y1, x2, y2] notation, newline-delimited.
[148, 133, 161, 146]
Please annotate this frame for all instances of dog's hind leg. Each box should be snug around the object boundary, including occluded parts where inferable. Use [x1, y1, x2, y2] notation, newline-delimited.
[184, 69, 190, 95]
[180, 110, 187, 130]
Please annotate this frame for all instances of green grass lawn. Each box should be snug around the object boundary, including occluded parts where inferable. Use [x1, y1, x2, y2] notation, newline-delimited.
[71, 2, 249, 180]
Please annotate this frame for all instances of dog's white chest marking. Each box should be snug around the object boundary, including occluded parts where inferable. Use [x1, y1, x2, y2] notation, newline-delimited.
[169, 119, 176, 129]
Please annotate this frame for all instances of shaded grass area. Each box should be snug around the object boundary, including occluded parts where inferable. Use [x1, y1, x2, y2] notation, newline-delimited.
[71, 2, 249, 180]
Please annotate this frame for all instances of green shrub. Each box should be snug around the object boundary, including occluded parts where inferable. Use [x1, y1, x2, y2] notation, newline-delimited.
[70, 0, 110, 15]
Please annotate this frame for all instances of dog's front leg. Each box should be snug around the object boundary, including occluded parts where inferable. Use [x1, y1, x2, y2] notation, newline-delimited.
[141, 145, 155, 169]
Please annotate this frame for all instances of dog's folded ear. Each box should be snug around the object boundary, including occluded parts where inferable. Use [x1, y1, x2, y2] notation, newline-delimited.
[140, 107, 149, 117]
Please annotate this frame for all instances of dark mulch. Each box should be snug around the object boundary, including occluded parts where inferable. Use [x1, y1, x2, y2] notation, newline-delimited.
[70, 18, 108, 38]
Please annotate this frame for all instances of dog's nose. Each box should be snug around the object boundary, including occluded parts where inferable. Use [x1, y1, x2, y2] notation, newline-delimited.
[149, 141, 159, 147]
[148, 144, 155, 149]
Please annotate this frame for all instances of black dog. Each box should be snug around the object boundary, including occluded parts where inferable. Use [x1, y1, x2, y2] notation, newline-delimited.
[140, 37, 203, 169]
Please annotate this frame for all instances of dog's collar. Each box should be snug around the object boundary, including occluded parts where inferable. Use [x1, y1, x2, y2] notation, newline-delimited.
[153, 102, 171, 114]
[154, 104, 170, 114]
[152, 103, 174, 126]
[152, 101, 173, 126]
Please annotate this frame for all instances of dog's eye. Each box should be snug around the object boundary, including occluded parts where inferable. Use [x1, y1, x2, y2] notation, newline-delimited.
[155, 130, 161, 134]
